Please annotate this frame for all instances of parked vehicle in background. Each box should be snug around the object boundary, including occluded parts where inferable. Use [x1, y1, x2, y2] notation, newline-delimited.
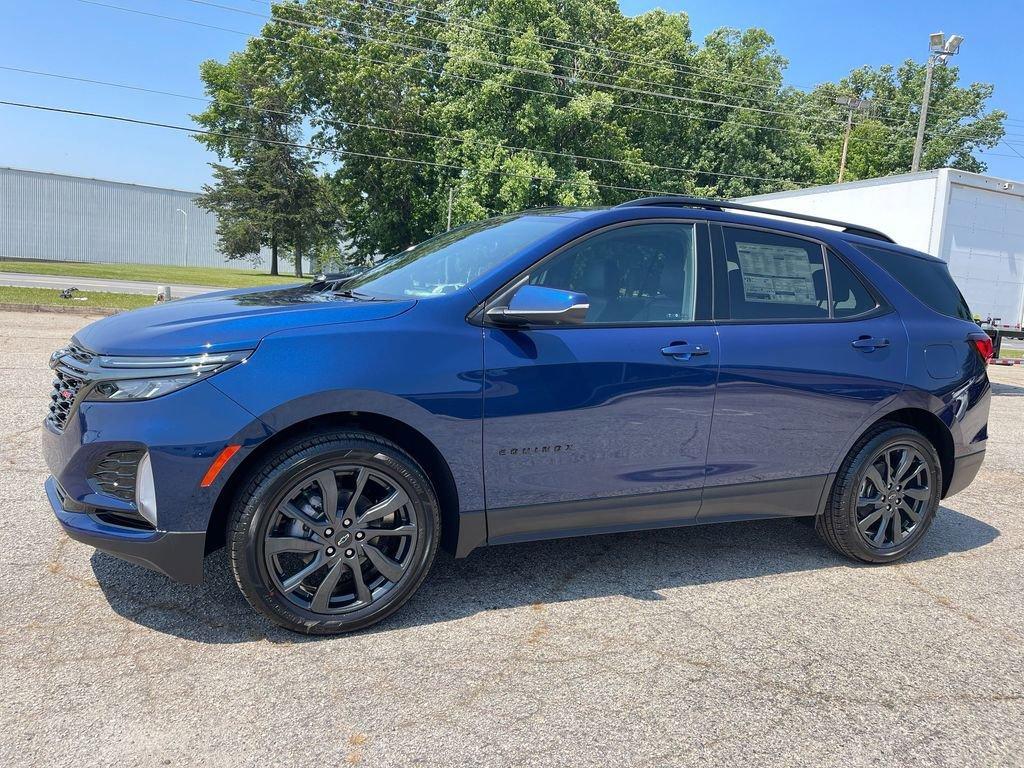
[741, 169, 1024, 331]
[42, 197, 991, 634]
[312, 266, 364, 289]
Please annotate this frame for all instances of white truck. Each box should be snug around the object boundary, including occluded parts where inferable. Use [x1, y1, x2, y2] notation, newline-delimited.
[740, 168, 1024, 330]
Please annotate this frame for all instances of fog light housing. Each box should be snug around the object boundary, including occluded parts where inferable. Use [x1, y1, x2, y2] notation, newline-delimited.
[135, 451, 158, 528]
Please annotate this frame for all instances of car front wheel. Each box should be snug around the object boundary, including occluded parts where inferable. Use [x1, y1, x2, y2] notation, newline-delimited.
[228, 430, 439, 634]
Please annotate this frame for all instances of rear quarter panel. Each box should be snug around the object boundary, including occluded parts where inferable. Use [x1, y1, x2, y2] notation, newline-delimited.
[834, 239, 990, 460]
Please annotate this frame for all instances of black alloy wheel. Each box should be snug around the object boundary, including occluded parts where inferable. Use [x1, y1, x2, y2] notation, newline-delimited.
[264, 465, 419, 614]
[854, 444, 932, 550]
[817, 423, 941, 563]
[229, 431, 439, 634]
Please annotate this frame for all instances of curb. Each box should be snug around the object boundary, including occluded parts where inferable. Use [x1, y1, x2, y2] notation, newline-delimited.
[0, 302, 122, 317]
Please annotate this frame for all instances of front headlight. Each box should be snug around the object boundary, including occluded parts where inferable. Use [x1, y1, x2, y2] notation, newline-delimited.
[84, 350, 252, 401]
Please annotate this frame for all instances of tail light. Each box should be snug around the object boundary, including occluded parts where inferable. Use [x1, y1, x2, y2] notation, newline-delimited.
[969, 334, 994, 363]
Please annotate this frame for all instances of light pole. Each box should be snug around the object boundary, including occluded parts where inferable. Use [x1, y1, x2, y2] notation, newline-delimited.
[175, 208, 189, 267]
[835, 96, 872, 183]
[911, 31, 964, 173]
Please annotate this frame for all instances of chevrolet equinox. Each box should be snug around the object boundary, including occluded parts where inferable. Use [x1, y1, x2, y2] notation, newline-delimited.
[42, 197, 992, 634]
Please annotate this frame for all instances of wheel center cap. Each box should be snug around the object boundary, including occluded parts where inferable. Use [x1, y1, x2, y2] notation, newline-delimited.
[336, 531, 352, 545]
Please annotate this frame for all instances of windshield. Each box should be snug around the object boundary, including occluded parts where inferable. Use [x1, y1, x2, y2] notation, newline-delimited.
[343, 215, 570, 299]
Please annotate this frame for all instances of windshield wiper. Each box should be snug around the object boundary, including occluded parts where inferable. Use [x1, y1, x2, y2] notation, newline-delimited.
[332, 288, 381, 301]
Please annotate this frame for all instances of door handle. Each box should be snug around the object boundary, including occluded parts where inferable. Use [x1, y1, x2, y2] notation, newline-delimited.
[851, 336, 890, 351]
[661, 342, 710, 360]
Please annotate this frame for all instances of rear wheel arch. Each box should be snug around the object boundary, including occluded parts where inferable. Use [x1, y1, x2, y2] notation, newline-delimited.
[206, 411, 461, 556]
[817, 407, 954, 517]
[874, 408, 954, 497]
[816, 421, 942, 562]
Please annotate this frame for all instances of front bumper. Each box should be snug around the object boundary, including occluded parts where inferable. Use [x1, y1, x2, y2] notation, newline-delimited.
[41, 378, 272, 584]
[46, 476, 206, 583]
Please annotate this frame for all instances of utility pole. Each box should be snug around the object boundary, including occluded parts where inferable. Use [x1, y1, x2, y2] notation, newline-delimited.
[912, 31, 964, 172]
[835, 96, 872, 183]
[446, 187, 454, 231]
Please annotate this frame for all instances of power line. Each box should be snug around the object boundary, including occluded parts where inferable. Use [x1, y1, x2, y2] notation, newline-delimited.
[191, 0, 783, 110]
[237, 0, 804, 97]
[0, 64, 808, 185]
[234, 0, 1015, 128]
[190, 0, 856, 125]
[75, 0, 904, 148]
[3, 99, 777, 196]
[997, 141, 1024, 161]
[181, 0, 1015, 143]
[179, 0, 869, 131]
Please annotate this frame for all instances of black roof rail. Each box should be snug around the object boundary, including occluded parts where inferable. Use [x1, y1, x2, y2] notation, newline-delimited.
[615, 195, 895, 243]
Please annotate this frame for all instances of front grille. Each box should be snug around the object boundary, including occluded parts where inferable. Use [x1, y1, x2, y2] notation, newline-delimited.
[89, 450, 143, 503]
[47, 344, 96, 431]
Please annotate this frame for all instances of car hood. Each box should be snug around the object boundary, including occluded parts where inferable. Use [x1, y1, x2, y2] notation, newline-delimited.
[73, 284, 415, 356]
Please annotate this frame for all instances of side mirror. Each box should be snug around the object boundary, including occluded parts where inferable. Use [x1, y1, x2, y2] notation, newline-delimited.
[486, 285, 590, 326]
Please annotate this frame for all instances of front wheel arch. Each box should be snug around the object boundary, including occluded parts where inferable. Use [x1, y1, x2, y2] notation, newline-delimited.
[206, 412, 461, 556]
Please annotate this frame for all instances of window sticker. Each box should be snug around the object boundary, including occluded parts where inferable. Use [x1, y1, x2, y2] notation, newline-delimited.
[735, 243, 818, 305]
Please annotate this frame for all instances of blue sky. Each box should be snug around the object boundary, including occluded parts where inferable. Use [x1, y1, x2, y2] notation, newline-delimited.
[2, 0, 1022, 190]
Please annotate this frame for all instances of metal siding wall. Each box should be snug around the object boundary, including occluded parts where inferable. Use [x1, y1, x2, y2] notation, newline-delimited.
[0, 167, 277, 269]
[943, 182, 1024, 327]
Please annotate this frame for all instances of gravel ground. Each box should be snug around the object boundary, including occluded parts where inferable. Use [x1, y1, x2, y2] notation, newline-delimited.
[1, 310, 1022, 767]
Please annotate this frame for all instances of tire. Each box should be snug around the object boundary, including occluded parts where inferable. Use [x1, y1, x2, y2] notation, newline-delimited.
[228, 430, 440, 635]
[816, 422, 942, 564]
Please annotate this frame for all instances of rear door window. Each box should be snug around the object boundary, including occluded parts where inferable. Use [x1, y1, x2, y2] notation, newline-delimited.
[827, 251, 877, 318]
[718, 228, 828, 320]
[855, 244, 973, 321]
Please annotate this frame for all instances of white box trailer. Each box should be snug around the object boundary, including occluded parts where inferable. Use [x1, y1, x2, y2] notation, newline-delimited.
[740, 169, 1024, 330]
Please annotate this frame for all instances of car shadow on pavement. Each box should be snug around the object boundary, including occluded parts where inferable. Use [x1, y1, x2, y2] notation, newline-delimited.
[991, 380, 1024, 397]
[90, 504, 999, 644]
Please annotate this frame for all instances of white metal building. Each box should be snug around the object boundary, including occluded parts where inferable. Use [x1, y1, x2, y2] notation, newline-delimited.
[0, 166, 285, 271]
[740, 169, 1024, 329]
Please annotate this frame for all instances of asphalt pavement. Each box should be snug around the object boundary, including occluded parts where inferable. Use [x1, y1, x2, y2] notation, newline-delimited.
[0, 271, 215, 297]
[1, 309, 1022, 767]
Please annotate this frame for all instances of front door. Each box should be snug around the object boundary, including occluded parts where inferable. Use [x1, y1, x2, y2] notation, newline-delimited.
[481, 221, 719, 544]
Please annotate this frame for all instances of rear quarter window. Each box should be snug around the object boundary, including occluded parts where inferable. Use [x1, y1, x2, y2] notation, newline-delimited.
[855, 244, 973, 322]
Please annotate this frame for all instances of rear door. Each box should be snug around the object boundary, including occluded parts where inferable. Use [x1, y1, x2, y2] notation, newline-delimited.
[481, 220, 719, 543]
[702, 224, 908, 519]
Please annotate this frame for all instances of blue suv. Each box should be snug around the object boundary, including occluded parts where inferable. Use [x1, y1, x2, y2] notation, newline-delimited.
[42, 197, 992, 634]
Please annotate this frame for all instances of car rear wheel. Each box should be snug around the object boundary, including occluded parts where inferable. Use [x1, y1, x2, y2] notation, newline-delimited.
[228, 430, 439, 634]
[817, 423, 941, 563]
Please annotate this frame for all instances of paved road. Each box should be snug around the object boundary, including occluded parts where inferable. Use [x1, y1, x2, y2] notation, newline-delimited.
[1, 310, 1022, 767]
[0, 272, 215, 298]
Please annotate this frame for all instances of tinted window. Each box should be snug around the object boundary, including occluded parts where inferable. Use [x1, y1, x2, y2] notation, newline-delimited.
[855, 244, 973, 321]
[346, 214, 568, 299]
[720, 228, 828, 320]
[528, 223, 697, 324]
[827, 251, 877, 318]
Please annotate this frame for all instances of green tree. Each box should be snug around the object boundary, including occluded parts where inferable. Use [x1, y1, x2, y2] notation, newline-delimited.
[804, 61, 1006, 182]
[193, 50, 337, 275]
[197, 162, 266, 265]
[195, 0, 1006, 261]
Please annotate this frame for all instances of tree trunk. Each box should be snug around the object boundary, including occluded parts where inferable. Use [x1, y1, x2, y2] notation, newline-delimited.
[270, 229, 279, 276]
[294, 243, 304, 278]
